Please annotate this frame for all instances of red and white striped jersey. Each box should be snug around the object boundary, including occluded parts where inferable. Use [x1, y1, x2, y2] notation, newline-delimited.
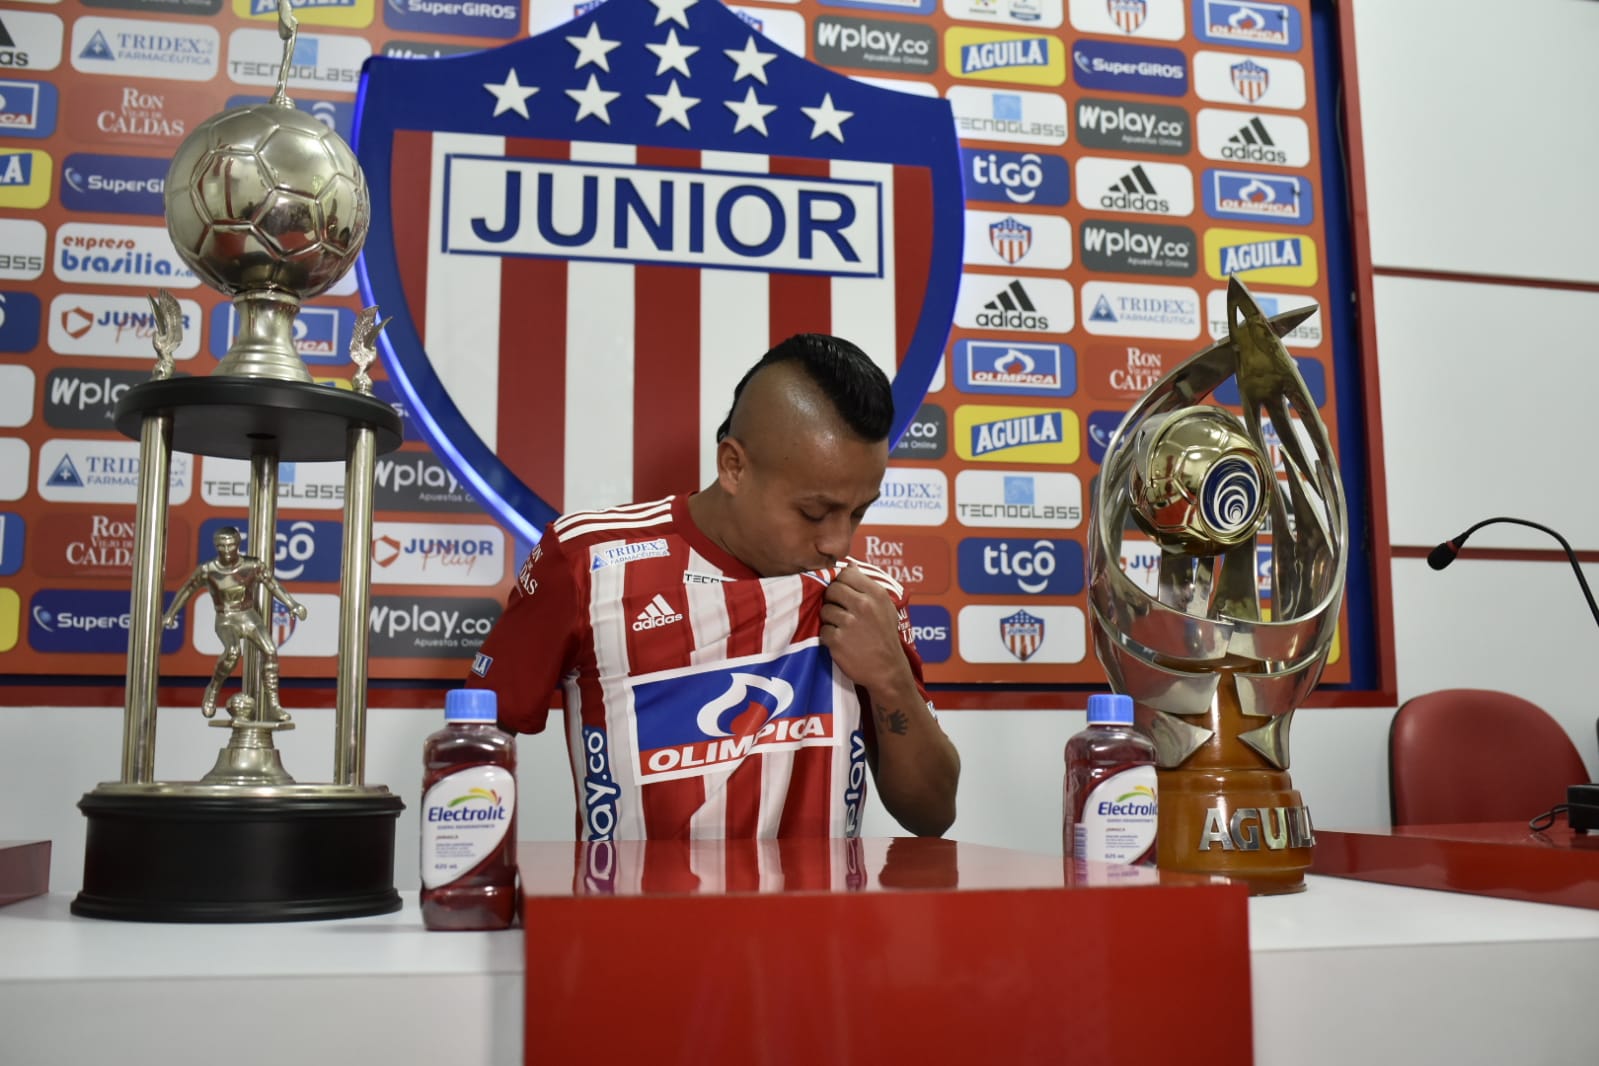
[468, 494, 931, 841]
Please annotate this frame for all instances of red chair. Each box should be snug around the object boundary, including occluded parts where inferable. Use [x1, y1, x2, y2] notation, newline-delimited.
[1388, 689, 1592, 827]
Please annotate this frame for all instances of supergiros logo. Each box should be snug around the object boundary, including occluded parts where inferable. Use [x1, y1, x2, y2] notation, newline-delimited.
[955, 405, 1080, 464]
[233, 0, 375, 28]
[1203, 227, 1319, 286]
[945, 28, 1066, 86]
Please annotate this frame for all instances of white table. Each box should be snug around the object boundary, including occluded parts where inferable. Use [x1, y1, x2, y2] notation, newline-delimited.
[4, 877, 1598, 1065]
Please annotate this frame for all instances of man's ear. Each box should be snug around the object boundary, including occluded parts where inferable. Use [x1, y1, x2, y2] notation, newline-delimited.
[716, 436, 748, 495]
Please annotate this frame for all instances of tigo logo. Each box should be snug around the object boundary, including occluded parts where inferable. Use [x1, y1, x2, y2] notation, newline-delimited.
[964, 209, 1071, 269]
[1204, 227, 1319, 285]
[1070, 38, 1187, 97]
[863, 467, 950, 527]
[631, 645, 837, 783]
[1205, 288, 1322, 348]
[907, 604, 951, 663]
[53, 223, 198, 287]
[954, 469, 1082, 528]
[1194, 50, 1305, 110]
[1074, 97, 1188, 155]
[955, 404, 1079, 463]
[962, 148, 1070, 206]
[1192, 0, 1301, 51]
[1080, 219, 1197, 276]
[0, 78, 58, 138]
[947, 86, 1069, 146]
[0, 11, 65, 72]
[946, 29, 1065, 86]
[957, 537, 1083, 595]
[228, 93, 355, 141]
[1068, 0, 1185, 39]
[59, 152, 166, 215]
[955, 275, 1074, 334]
[1213, 355, 1325, 408]
[1077, 156, 1193, 217]
[953, 339, 1074, 398]
[1203, 168, 1313, 225]
[0, 291, 42, 353]
[1196, 109, 1309, 168]
[0, 148, 51, 209]
[198, 518, 344, 582]
[632, 593, 684, 632]
[29, 588, 185, 655]
[71, 18, 220, 82]
[958, 603, 1085, 663]
[48, 294, 202, 360]
[1081, 280, 1201, 340]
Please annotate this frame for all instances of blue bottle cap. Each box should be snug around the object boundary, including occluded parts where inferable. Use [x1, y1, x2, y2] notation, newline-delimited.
[1086, 693, 1134, 725]
[445, 688, 497, 722]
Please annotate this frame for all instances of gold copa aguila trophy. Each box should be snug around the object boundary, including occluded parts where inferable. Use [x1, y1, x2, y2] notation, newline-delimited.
[1087, 278, 1347, 895]
[72, 2, 407, 921]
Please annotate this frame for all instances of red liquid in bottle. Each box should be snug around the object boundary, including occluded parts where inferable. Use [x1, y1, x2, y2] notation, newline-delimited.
[421, 690, 518, 931]
[1063, 693, 1158, 866]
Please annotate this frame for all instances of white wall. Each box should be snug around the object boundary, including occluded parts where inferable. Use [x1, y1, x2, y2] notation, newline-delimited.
[7, 0, 1599, 893]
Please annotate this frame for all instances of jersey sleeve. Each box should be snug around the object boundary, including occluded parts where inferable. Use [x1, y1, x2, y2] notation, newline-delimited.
[465, 528, 581, 735]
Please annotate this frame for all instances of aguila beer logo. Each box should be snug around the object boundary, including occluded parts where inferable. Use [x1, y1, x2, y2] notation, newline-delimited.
[355, 0, 964, 543]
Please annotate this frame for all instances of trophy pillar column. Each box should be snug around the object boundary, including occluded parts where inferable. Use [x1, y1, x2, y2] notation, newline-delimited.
[244, 453, 281, 711]
[122, 411, 174, 785]
[335, 423, 378, 787]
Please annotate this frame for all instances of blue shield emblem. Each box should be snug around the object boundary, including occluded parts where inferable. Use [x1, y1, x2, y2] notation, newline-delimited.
[1231, 59, 1270, 104]
[1108, 0, 1147, 33]
[1000, 608, 1045, 662]
[355, 0, 964, 543]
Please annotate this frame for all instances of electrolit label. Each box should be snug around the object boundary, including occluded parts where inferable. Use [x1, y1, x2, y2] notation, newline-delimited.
[1073, 766, 1157, 865]
[420, 765, 516, 889]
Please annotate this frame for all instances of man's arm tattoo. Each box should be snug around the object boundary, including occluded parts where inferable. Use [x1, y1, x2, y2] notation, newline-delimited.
[873, 704, 911, 736]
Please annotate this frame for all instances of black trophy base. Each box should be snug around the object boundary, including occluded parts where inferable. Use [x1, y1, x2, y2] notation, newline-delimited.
[73, 790, 404, 923]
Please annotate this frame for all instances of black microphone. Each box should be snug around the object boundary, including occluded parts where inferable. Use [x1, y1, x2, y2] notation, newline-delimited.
[1430, 516, 1599, 628]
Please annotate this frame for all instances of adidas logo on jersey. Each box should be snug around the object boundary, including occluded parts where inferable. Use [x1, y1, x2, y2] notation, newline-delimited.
[632, 593, 684, 631]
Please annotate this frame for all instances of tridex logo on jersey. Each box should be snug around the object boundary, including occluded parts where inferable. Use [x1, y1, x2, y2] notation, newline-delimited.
[444, 157, 883, 278]
[953, 340, 1074, 398]
[1075, 97, 1188, 155]
[813, 16, 936, 74]
[590, 538, 671, 570]
[962, 149, 1070, 207]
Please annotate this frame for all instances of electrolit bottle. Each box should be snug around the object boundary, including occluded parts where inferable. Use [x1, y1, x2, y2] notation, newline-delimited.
[1064, 693, 1158, 866]
[420, 689, 518, 930]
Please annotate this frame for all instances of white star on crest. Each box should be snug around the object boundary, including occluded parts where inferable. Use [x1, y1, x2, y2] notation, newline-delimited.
[646, 27, 699, 78]
[725, 86, 776, 136]
[649, 0, 698, 29]
[725, 35, 778, 84]
[646, 79, 700, 129]
[800, 93, 853, 142]
[566, 22, 622, 72]
[483, 68, 539, 119]
[567, 73, 621, 124]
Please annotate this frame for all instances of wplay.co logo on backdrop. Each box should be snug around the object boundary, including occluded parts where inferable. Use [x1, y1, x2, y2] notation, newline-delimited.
[356, 0, 964, 543]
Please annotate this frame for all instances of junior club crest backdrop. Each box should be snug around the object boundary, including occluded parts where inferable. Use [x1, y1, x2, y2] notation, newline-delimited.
[0, 0, 1384, 695]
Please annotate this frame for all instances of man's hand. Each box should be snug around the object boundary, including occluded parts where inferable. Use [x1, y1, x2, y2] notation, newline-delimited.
[819, 564, 960, 837]
[818, 564, 914, 699]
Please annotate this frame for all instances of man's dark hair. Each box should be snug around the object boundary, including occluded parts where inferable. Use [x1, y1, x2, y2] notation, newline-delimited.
[714, 333, 894, 443]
